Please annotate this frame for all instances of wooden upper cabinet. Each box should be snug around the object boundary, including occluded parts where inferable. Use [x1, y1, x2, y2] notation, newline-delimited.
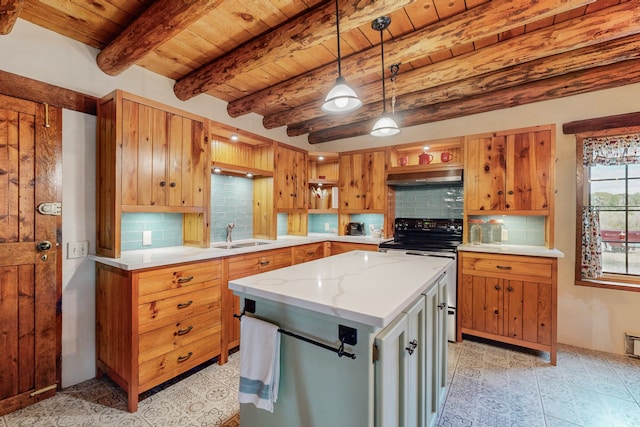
[275, 144, 307, 210]
[464, 125, 554, 215]
[96, 90, 210, 257]
[120, 100, 207, 209]
[339, 150, 387, 212]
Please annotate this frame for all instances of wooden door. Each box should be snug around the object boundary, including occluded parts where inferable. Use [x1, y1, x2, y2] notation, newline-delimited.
[465, 136, 507, 211]
[174, 115, 206, 209]
[275, 146, 294, 209]
[363, 150, 387, 211]
[121, 100, 169, 207]
[292, 150, 307, 209]
[0, 95, 61, 415]
[505, 129, 552, 211]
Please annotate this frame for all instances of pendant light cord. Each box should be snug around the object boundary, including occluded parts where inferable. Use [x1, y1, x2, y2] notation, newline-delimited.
[379, 28, 386, 113]
[335, 0, 342, 78]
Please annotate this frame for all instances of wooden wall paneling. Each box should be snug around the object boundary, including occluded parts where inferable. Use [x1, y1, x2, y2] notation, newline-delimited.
[253, 177, 275, 239]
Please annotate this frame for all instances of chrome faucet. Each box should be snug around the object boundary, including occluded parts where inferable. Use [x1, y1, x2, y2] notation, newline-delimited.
[226, 222, 235, 242]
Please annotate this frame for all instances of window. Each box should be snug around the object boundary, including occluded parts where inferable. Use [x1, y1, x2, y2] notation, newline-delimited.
[576, 130, 640, 291]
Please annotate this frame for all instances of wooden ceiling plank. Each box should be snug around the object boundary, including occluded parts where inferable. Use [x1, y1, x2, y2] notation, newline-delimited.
[307, 59, 640, 143]
[173, 0, 414, 101]
[0, 0, 24, 35]
[226, 0, 595, 118]
[284, 34, 640, 136]
[96, 0, 225, 76]
[402, 0, 441, 29]
[260, 0, 638, 127]
[432, 0, 466, 19]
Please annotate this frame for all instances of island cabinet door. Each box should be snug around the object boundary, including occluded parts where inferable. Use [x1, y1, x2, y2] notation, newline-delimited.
[374, 313, 409, 427]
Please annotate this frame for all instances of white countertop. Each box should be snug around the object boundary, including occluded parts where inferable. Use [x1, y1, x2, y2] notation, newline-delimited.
[228, 250, 452, 328]
[89, 234, 387, 270]
[458, 243, 565, 258]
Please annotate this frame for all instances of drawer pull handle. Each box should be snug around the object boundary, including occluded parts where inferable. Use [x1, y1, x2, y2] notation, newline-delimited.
[176, 326, 193, 336]
[177, 300, 193, 309]
[496, 265, 512, 270]
[437, 302, 446, 310]
[177, 352, 193, 363]
[306, 251, 315, 255]
[259, 260, 270, 266]
[177, 276, 194, 283]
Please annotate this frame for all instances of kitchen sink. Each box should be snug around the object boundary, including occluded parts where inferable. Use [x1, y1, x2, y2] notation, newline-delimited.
[210, 241, 273, 249]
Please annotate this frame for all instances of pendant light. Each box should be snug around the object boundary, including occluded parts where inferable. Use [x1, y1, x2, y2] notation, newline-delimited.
[322, 0, 362, 114]
[370, 16, 400, 137]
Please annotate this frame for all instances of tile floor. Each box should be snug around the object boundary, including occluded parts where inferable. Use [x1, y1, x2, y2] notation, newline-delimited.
[3, 339, 640, 427]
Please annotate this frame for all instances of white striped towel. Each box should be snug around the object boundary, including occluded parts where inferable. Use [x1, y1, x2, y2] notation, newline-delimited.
[238, 316, 281, 412]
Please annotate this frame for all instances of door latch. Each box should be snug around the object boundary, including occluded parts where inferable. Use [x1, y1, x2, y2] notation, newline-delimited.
[37, 202, 62, 216]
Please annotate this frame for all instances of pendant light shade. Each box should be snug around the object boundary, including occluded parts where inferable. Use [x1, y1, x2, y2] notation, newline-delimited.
[371, 114, 400, 137]
[322, 0, 361, 114]
[370, 16, 400, 137]
[323, 76, 362, 113]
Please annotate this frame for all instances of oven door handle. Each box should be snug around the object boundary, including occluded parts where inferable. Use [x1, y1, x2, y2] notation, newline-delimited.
[404, 251, 455, 259]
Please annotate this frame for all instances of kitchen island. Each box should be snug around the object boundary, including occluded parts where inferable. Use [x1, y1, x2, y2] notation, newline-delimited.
[229, 250, 453, 427]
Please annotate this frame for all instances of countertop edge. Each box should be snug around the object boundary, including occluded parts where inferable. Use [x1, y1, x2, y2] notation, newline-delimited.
[89, 234, 387, 270]
[458, 243, 565, 258]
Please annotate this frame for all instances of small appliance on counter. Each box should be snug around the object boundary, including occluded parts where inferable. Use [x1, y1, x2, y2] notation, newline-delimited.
[346, 222, 365, 235]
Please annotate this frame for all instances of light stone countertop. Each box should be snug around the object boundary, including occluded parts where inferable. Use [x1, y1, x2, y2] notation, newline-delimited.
[89, 233, 388, 270]
[228, 250, 452, 328]
[458, 243, 565, 258]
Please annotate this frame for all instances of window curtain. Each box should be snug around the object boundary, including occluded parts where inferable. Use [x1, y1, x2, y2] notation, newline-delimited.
[580, 133, 640, 279]
[583, 134, 640, 166]
[581, 206, 602, 279]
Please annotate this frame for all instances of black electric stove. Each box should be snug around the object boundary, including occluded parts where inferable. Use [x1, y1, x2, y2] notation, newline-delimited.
[378, 218, 463, 254]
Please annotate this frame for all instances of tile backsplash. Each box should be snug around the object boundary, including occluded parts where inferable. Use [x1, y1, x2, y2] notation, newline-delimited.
[210, 174, 254, 242]
[395, 184, 463, 218]
[121, 212, 183, 251]
[468, 215, 546, 246]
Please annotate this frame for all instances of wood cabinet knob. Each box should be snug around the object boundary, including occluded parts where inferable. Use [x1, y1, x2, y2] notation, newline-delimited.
[159, 181, 166, 187]
[170, 182, 177, 188]
[494, 285, 501, 290]
[494, 309, 499, 315]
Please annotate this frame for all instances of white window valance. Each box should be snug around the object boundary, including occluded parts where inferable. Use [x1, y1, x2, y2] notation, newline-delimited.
[583, 134, 640, 166]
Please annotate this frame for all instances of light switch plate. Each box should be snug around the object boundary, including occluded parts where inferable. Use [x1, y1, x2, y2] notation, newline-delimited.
[142, 230, 152, 246]
[67, 241, 89, 259]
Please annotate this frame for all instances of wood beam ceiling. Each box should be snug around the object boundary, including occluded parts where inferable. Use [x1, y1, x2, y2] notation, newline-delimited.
[0, 0, 24, 35]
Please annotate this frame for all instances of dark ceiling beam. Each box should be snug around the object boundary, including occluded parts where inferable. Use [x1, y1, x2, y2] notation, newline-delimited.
[227, 0, 595, 119]
[97, 0, 224, 76]
[285, 34, 640, 136]
[173, 0, 415, 101]
[0, 0, 24, 34]
[307, 59, 640, 144]
[563, 113, 640, 134]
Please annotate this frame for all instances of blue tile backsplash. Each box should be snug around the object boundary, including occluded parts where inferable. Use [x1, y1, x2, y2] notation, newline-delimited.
[121, 212, 183, 251]
[468, 215, 546, 246]
[395, 184, 463, 218]
[210, 174, 254, 242]
[308, 214, 339, 234]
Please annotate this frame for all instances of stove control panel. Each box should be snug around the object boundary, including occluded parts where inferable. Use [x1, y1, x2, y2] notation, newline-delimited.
[394, 218, 462, 232]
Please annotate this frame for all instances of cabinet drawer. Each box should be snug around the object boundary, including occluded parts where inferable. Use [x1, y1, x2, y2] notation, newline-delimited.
[462, 254, 552, 280]
[138, 335, 218, 389]
[292, 243, 324, 264]
[138, 260, 222, 299]
[138, 309, 221, 364]
[228, 248, 292, 280]
[138, 285, 221, 333]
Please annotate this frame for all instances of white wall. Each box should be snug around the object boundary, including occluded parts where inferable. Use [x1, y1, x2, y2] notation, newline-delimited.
[1, 19, 639, 388]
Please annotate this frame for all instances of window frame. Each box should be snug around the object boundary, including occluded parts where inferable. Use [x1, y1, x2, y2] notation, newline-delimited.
[575, 127, 640, 292]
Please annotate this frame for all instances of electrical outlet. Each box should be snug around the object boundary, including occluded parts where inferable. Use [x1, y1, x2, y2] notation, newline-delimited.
[67, 241, 89, 259]
[142, 230, 152, 246]
[324, 222, 330, 231]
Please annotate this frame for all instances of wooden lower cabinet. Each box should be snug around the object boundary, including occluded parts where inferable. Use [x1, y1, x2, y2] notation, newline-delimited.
[457, 252, 557, 365]
[292, 242, 326, 264]
[95, 259, 223, 412]
[222, 248, 293, 357]
[329, 241, 378, 255]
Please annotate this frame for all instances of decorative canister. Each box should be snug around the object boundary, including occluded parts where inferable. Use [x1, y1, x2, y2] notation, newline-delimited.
[469, 219, 484, 245]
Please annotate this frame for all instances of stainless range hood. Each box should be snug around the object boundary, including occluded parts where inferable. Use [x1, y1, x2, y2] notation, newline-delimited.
[386, 168, 463, 186]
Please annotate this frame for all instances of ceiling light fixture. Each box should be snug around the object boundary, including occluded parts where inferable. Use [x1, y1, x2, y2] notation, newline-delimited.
[370, 16, 400, 137]
[322, 0, 362, 114]
[230, 132, 239, 142]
